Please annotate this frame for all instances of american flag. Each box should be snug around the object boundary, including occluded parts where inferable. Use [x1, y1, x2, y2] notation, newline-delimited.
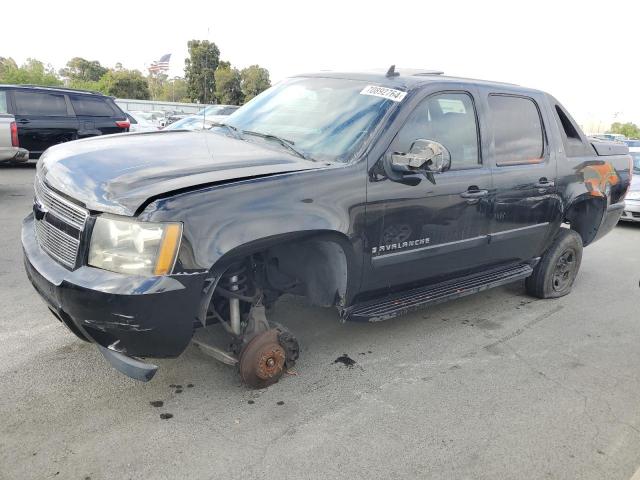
[148, 54, 171, 73]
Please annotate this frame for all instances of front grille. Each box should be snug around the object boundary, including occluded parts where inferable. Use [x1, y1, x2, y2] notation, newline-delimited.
[34, 176, 88, 230]
[34, 219, 80, 268]
[633, 212, 640, 219]
[34, 175, 88, 269]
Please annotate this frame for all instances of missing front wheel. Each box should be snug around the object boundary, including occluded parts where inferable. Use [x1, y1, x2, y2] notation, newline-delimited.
[197, 259, 300, 388]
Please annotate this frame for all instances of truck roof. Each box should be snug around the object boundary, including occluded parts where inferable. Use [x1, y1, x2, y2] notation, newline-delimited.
[295, 67, 542, 95]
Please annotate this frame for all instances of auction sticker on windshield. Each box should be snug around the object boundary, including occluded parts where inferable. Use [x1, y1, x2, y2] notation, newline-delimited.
[360, 85, 407, 102]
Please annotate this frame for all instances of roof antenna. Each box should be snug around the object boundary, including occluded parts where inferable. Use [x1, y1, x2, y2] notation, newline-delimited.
[386, 65, 399, 77]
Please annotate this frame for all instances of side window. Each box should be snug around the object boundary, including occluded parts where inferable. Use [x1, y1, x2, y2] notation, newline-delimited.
[392, 92, 480, 170]
[70, 96, 115, 117]
[14, 91, 68, 116]
[488, 95, 544, 166]
[553, 104, 589, 157]
[0, 91, 8, 114]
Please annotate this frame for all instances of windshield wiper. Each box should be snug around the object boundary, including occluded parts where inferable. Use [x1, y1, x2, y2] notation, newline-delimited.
[209, 122, 242, 139]
[241, 130, 308, 160]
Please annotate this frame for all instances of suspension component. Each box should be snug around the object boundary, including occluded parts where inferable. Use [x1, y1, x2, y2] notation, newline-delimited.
[198, 259, 301, 389]
[277, 329, 300, 369]
[220, 263, 248, 335]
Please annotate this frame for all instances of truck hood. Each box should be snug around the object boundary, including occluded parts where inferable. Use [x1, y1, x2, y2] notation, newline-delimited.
[40, 130, 322, 216]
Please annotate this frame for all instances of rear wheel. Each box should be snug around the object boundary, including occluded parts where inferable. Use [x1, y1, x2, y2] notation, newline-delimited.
[525, 229, 583, 299]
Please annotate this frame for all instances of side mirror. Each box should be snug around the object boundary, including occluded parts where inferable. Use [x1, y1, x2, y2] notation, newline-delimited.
[390, 139, 451, 174]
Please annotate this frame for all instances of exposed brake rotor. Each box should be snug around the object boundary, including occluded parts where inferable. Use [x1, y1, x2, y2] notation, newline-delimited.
[239, 329, 286, 389]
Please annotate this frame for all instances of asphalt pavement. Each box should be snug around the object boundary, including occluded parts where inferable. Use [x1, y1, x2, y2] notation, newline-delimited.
[1, 165, 640, 480]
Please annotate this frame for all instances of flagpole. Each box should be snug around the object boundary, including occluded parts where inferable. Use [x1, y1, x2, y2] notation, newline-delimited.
[145, 62, 154, 101]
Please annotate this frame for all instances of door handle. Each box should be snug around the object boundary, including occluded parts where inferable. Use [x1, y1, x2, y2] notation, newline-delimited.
[534, 178, 555, 189]
[460, 189, 489, 199]
[460, 188, 488, 205]
[17, 119, 30, 124]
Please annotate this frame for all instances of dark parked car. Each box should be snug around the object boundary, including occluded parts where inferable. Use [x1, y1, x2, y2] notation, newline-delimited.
[22, 68, 632, 388]
[0, 85, 130, 159]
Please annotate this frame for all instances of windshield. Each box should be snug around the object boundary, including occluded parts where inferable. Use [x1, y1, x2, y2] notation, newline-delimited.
[631, 152, 640, 173]
[221, 77, 398, 162]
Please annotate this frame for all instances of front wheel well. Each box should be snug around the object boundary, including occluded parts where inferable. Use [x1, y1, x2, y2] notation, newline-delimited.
[264, 236, 350, 308]
[198, 232, 355, 324]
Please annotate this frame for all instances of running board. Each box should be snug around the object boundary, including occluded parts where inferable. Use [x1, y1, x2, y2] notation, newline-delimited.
[344, 263, 534, 323]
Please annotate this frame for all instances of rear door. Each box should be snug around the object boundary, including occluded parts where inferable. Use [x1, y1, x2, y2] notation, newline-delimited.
[69, 94, 124, 138]
[11, 89, 78, 158]
[479, 89, 561, 264]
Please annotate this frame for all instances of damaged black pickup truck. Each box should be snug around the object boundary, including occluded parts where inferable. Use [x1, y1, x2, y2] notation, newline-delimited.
[23, 67, 632, 388]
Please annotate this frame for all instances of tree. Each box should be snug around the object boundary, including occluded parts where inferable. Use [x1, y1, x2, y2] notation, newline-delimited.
[609, 122, 640, 139]
[240, 65, 271, 102]
[184, 40, 220, 104]
[0, 58, 61, 86]
[66, 79, 105, 93]
[98, 69, 150, 99]
[156, 77, 189, 103]
[147, 72, 168, 101]
[215, 66, 243, 105]
[0, 57, 18, 78]
[59, 57, 108, 83]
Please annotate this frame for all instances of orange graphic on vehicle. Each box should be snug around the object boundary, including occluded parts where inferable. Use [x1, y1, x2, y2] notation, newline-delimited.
[581, 163, 619, 197]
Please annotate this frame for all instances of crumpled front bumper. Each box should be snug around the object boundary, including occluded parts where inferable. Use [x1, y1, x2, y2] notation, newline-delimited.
[22, 213, 208, 380]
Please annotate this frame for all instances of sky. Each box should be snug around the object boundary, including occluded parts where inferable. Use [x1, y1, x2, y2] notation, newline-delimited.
[2, 0, 638, 132]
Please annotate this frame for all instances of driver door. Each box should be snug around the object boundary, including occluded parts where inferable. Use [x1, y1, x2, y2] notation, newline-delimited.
[362, 90, 494, 293]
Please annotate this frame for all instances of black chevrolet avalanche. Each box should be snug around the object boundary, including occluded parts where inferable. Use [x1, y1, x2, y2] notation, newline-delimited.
[22, 67, 632, 388]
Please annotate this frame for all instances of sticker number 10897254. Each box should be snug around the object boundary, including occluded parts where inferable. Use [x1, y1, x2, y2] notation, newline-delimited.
[360, 85, 407, 102]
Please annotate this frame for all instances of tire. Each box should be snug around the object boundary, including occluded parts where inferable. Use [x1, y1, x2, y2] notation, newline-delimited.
[525, 228, 583, 299]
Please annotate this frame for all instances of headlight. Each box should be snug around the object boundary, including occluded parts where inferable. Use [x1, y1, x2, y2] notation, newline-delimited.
[88, 216, 182, 276]
[626, 191, 640, 200]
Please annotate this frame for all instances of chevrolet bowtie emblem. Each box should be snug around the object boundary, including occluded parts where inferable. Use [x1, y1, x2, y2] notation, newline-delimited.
[33, 200, 47, 221]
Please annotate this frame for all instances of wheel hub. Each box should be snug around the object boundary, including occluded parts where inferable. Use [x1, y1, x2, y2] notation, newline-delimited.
[256, 346, 285, 380]
[239, 330, 286, 388]
[552, 249, 576, 291]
